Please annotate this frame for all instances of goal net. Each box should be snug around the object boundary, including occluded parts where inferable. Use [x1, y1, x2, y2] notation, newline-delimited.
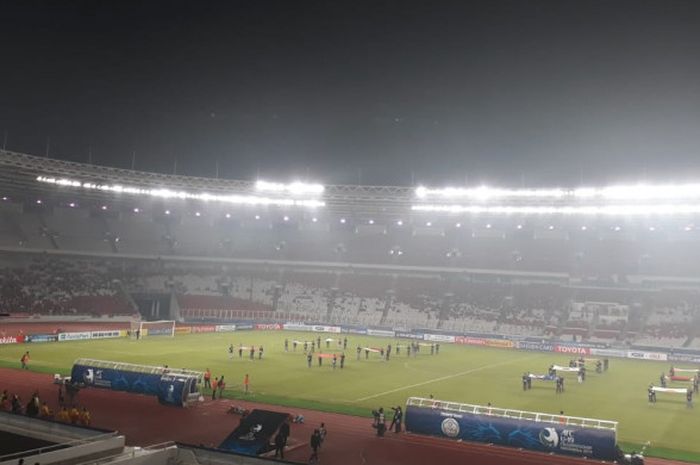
[133, 320, 176, 337]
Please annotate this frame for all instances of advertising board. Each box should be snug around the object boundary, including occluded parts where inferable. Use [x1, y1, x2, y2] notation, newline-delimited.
[485, 339, 514, 349]
[215, 325, 237, 332]
[342, 327, 368, 335]
[455, 336, 486, 346]
[555, 345, 591, 356]
[175, 326, 193, 335]
[90, 330, 121, 340]
[58, 332, 92, 342]
[424, 334, 456, 343]
[396, 331, 424, 340]
[517, 341, 555, 352]
[25, 334, 59, 343]
[589, 348, 627, 358]
[0, 335, 25, 344]
[367, 329, 395, 337]
[627, 351, 668, 361]
[191, 325, 217, 334]
[668, 353, 700, 364]
[255, 323, 282, 331]
[405, 404, 616, 460]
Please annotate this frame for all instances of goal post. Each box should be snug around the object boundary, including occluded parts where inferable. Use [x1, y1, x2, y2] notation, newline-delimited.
[137, 320, 176, 337]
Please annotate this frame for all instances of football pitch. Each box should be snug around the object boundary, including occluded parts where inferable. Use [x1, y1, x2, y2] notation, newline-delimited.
[1, 331, 699, 461]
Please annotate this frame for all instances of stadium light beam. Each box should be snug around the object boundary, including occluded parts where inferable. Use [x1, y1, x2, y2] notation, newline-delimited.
[255, 180, 325, 195]
[411, 204, 700, 215]
[37, 176, 325, 209]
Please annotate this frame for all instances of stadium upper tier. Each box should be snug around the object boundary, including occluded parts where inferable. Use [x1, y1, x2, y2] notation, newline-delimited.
[5, 148, 700, 216]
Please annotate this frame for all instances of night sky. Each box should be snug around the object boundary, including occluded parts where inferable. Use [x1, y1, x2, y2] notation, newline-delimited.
[1, 0, 699, 186]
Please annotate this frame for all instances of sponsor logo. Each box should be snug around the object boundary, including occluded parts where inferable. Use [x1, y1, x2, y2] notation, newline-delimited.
[283, 323, 308, 331]
[90, 331, 121, 339]
[555, 346, 590, 355]
[669, 354, 700, 363]
[191, 325, 216, 333]
[396, 331, 423, 340]
[485, 339, 514, 348]
[590, 348, 626, 358]
[26, 334, 58, 343]
[539, 428, 559, 448]
[58, 332, 92, 341]
[455, 336, 486, 346]
[255, 323, 282, 331]
[175, 326, 193, 335]
[424, 334, 456, 343]
[215, 325, 236, 332]
[311, 325, 341, 333]
[367, 329, 395, 337]
[627, 351, 667, 361]
[0, 335, 23, 344]
[517, 341, 554, 352]
[342, 328, 368, 335]
[236, 324, 254, 330]
[441, 418, 460, 438]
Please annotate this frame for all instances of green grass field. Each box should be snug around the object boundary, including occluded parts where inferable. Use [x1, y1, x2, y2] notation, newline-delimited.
[1, 331, 699, 461]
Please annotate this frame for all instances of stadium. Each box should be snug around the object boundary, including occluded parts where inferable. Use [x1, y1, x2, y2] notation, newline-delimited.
[1, 148, 699, 465]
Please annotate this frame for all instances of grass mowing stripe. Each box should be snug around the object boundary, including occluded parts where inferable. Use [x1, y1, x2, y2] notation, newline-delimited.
[353, 354, 537, 402]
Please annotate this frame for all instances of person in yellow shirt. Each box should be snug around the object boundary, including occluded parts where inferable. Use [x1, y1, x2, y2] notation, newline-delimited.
[69, 407, 80, 424]
[56, 407, 70, 423]
[80, 407, 91, 426]
[40, 401, 52, 418]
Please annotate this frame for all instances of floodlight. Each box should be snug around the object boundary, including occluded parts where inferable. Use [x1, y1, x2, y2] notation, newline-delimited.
[255, 180, 325, 195]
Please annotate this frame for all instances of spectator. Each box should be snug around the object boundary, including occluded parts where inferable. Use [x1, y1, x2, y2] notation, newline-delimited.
[309, 429, 321, 463]
[80, 407, 91, 426]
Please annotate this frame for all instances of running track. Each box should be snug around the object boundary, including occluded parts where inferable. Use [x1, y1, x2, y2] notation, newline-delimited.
[0, 368, 688, 465]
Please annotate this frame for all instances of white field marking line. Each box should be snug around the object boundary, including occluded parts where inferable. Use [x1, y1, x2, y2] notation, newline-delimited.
[353, 354, 537, 402]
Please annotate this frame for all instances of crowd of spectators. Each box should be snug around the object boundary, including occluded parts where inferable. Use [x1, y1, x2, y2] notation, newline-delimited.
[0, 258, 136, 316]
[1, 257, 697, 345]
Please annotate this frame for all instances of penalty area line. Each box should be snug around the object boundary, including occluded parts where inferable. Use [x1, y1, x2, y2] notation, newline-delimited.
[352, 355, 536, 402]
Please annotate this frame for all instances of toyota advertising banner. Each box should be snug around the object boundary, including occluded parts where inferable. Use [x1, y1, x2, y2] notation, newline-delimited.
[255, 323, 282, 331]
[555, 345, 591, 356]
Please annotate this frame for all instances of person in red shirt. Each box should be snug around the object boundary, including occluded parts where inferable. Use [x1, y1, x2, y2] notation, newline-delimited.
[244, 374, 250, 394]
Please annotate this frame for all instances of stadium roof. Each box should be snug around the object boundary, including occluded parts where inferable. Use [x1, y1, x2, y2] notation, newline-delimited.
[3, 149, 700, 218]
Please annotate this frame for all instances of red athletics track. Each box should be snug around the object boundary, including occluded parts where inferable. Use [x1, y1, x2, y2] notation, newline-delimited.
[0, 368, 688, 465]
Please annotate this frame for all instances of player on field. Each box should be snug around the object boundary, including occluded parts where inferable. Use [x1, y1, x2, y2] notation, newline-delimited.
[228, 344, 234, 359]
[307, 353, 312, 367]
[284, 339, 289, 352]
[340, 353, 345, 369]
[356, 345, 361, 360]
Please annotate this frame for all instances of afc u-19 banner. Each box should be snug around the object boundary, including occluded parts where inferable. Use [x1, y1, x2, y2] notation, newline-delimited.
[404, 405, 616, 460]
